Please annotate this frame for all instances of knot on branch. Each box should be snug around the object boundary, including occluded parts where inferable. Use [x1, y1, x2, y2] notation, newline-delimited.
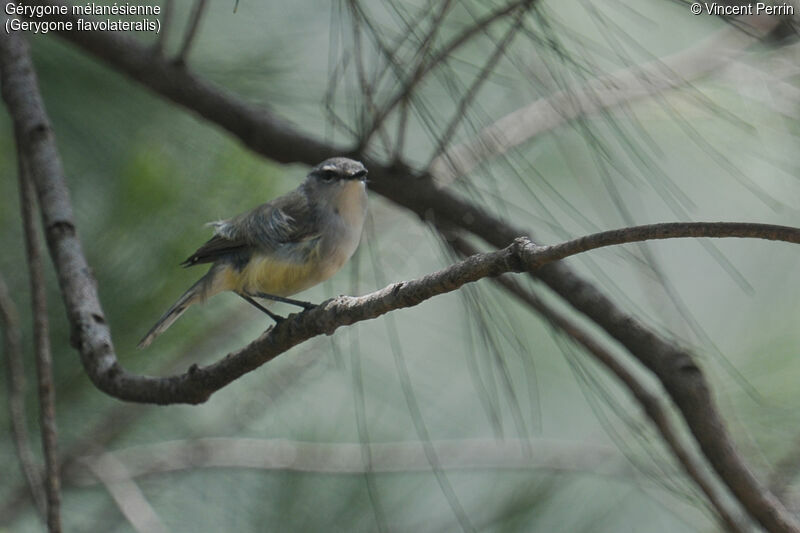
[672, 352, 702, 378]
[509, 236, 540, 271]
[46, 220, 76, 239]
[69, 323, 83, 350]
[316, 295, 355, 335]
[25, 121, 52, 144]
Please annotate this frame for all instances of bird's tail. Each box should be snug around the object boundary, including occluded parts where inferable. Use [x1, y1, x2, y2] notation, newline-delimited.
[138, 276, 208, 349]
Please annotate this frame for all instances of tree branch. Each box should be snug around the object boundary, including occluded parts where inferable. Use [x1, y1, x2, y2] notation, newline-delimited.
[153, 0, 173, 56]
[68, 438, 634, 480]
[84, 451, 168, 533]
[175, 0, 207, 66]
[16, 122, 61, 533]
[0, 273, 46, 519]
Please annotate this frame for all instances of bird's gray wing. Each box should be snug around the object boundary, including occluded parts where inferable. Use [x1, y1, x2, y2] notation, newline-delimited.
[181, 192, 319, 268]
[179, 234, 246, 267]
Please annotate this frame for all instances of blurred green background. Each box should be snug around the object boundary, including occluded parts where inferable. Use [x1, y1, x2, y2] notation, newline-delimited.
[1, 1, 800, 531]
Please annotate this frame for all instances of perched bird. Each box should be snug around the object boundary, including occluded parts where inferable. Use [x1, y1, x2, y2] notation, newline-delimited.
[138, 157, 368, 348]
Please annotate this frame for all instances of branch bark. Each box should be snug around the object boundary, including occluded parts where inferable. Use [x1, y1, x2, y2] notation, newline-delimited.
[17, 122, 61, 533]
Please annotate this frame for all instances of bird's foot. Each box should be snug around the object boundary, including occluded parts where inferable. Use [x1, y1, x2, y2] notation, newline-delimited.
[254, 292, 316, 310]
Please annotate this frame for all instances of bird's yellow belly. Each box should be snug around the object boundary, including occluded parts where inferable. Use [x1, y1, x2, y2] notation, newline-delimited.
[216, 253, 325, 297]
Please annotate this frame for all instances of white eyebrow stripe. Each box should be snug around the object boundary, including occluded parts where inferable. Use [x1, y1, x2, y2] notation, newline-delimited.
[321, 166, 337, 172]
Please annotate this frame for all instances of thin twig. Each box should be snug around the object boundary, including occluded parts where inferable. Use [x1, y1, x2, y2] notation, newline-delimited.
[406, 0, 456, 72]
[388, 0, 454, 158]
[429, 19, 778, 184]
[342, 0, 428, 158]
[85, 451, 168, 533]
[0, 273, 46, 518]
[346, 1, 393, 154]
[68, 437, 632, 481]
[361, 0, 533, 145]
[153, 0, 174, 56]
[175, 0, 208, 66]
[17, 126, 61, 533]
[426, 2, 529, 170]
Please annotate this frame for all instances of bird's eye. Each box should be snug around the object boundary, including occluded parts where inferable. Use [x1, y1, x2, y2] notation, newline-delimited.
[321, 169, 337, 181]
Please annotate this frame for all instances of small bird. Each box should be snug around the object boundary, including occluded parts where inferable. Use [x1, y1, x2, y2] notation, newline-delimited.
[138, 157, 368, 348]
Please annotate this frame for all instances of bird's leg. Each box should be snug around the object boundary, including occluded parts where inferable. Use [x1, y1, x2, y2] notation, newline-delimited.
[253, 292, 316, 310]
[239, 294, 284, 323]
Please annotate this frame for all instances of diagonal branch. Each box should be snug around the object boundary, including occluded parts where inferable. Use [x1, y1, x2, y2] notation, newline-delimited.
[84, 451, 168, 533]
